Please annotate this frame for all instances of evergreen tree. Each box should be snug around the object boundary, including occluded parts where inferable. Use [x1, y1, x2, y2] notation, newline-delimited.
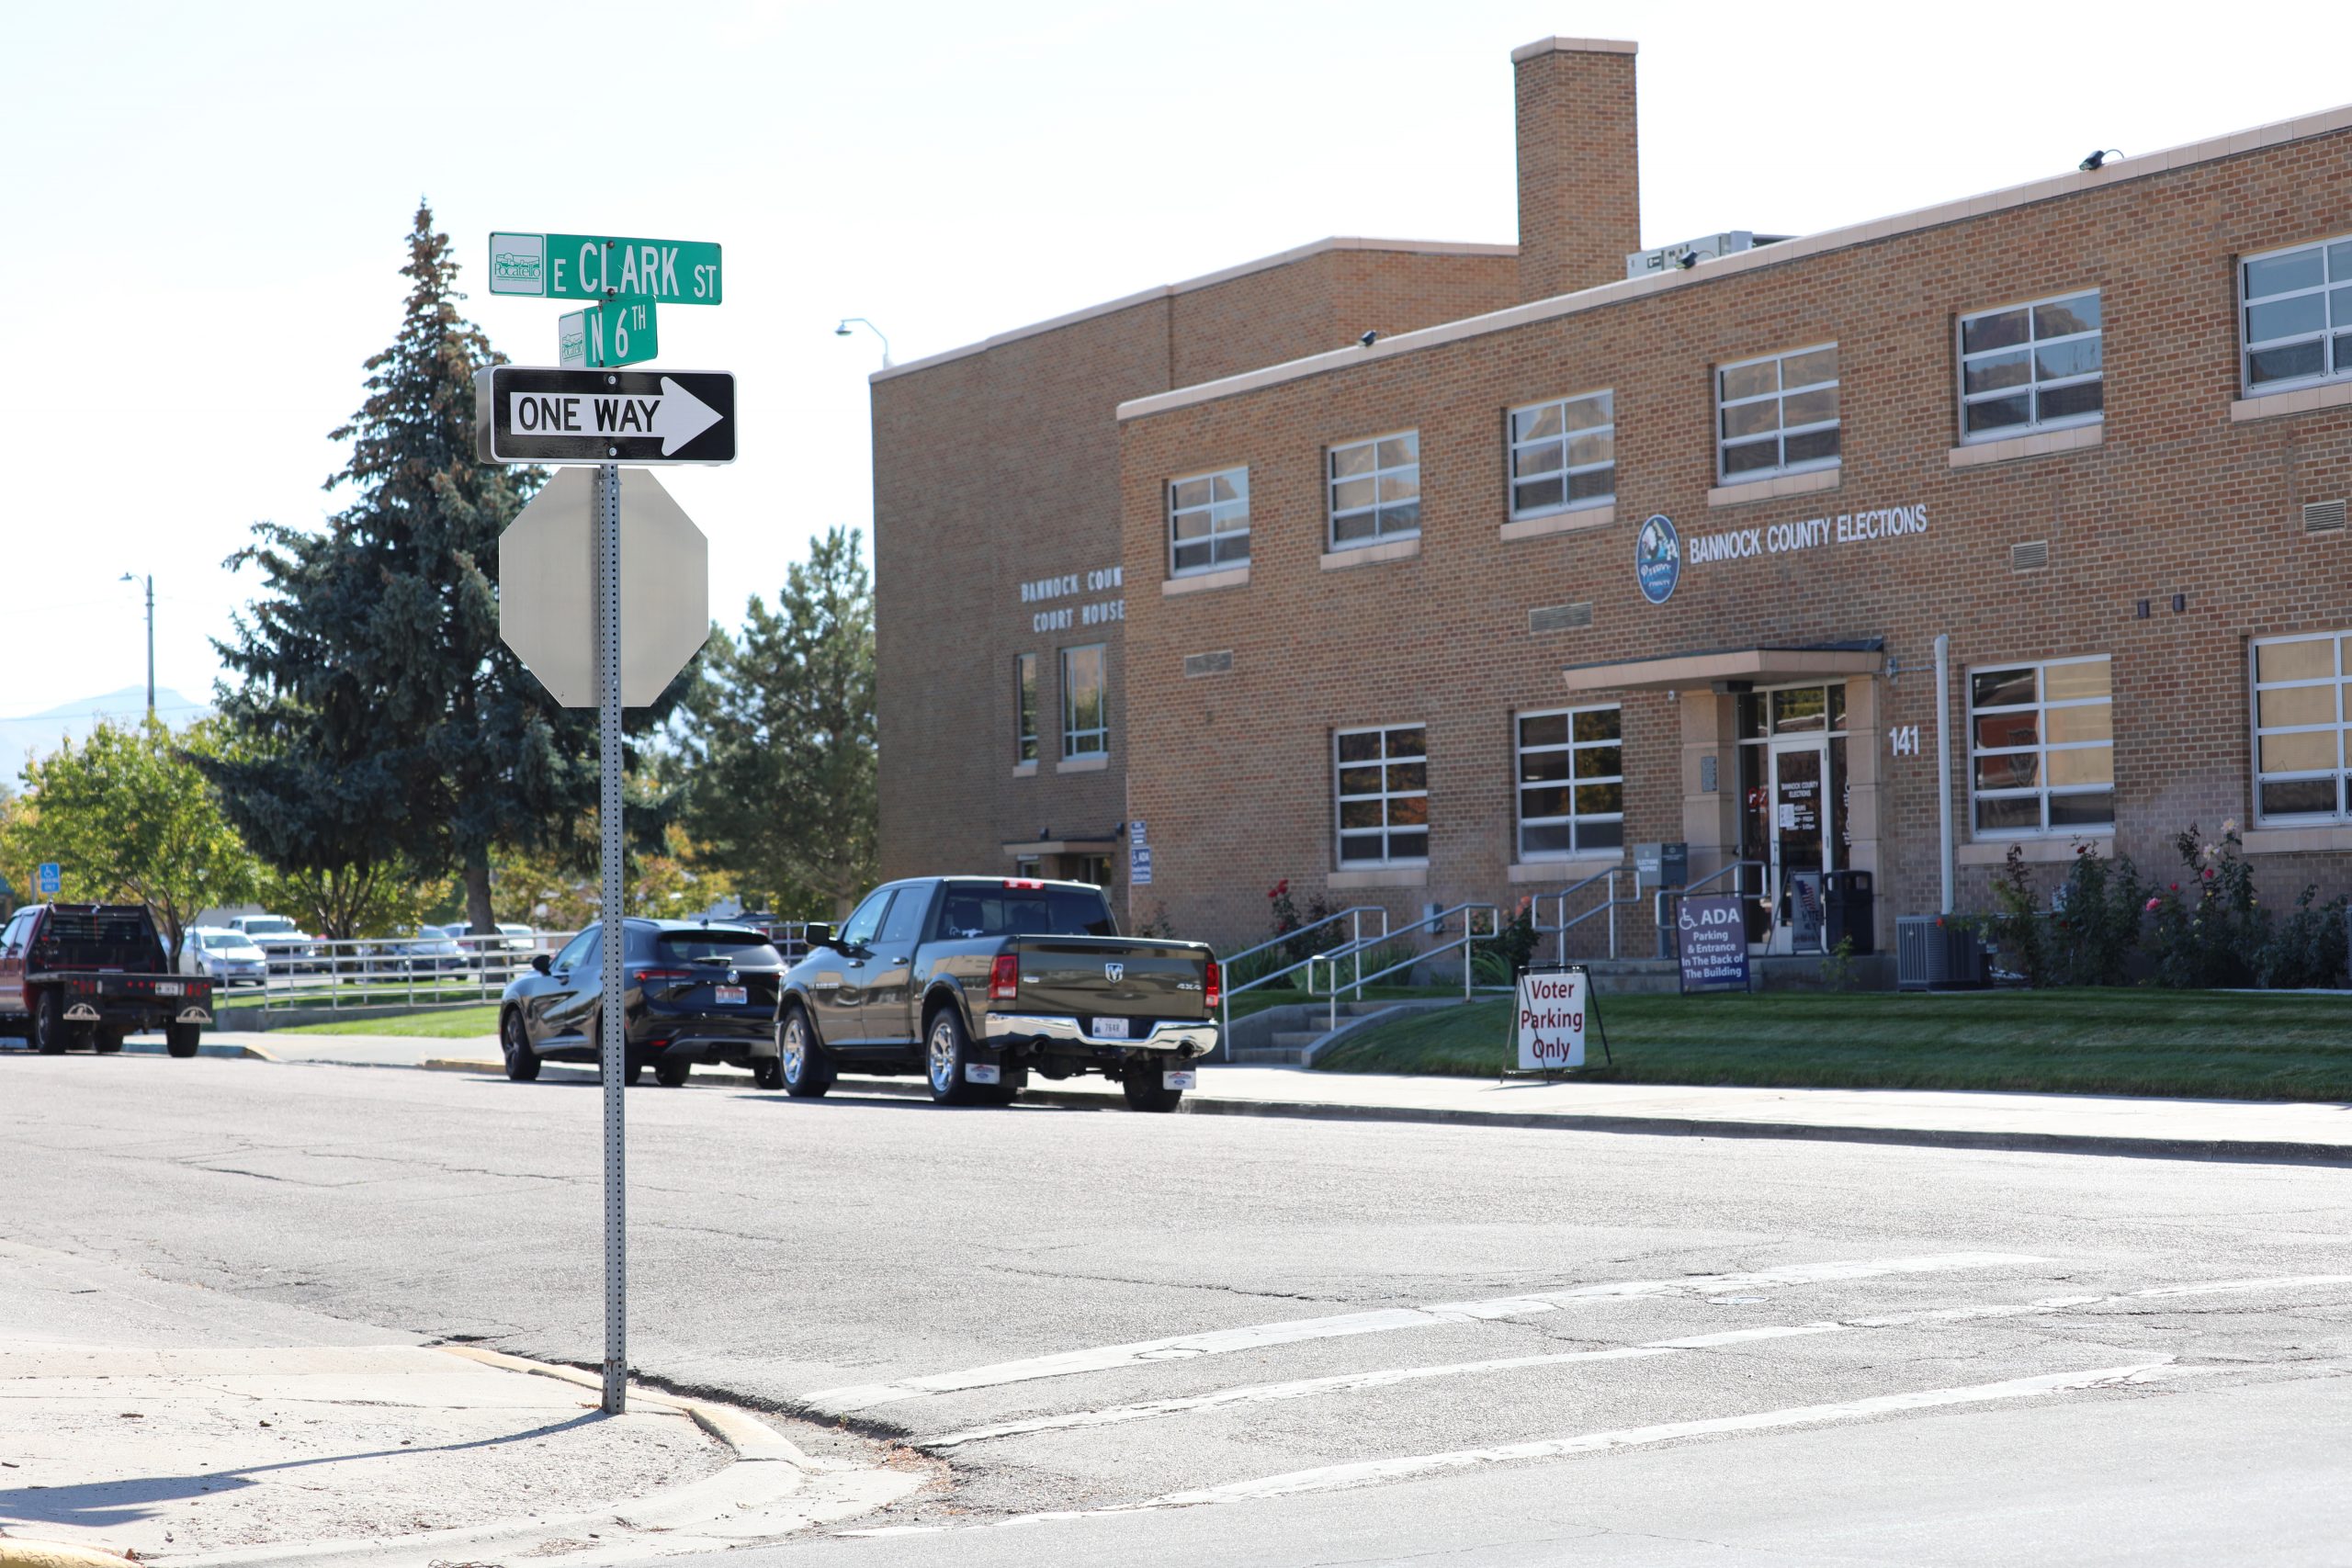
[680, 528, 877, 916]
[205, 202, 607, 934]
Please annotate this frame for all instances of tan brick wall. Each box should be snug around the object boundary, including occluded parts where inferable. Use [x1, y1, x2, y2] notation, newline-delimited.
[1514, 42, 1640, 302]
[873, 246, 1520, 890]
[1120, 127, 2352, 953]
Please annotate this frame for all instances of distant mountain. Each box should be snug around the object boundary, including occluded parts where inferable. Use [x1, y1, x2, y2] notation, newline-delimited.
[1, 688, 208, 785]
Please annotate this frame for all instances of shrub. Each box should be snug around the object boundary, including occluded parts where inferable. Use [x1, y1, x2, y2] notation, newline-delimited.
[1471, 895, 1541, 985]
[2146, 824, 2267, 988]
[1986, 846, 2052, 987]
[1986, 840, 2143, 987]
[2256, 886, 2350, 990]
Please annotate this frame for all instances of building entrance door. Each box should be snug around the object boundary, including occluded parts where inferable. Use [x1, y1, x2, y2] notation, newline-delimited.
[1766, 739, 1829, 954]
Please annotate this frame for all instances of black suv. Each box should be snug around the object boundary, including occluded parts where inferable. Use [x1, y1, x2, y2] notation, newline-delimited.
[497, 919, 785, 1086]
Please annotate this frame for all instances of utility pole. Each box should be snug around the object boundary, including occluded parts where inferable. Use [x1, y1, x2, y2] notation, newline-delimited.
[120, 573, 154, 717]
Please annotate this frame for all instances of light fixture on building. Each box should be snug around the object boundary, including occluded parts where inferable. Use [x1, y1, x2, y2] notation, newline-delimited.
[2078, 149, 2124, 172]
[1676, 251, 1700, 270]
[1358, 330, 1378, 347]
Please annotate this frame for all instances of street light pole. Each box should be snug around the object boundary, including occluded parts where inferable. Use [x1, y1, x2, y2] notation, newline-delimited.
[119, 572, 154, 718]
[833, 317, 892, 367]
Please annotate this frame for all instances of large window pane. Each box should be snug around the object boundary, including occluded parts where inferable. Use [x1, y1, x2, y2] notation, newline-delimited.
[2247, 294, 2326, 343]
[2243, 237, 2352, 394]
[1334, 724, 1429, 866]
[2253, 630, 2352, 824]
[1961, 290, 2104, 441]
[1515, 705, 1623, 859]
[1969, 657, 2112, 838]
[1329, 434, 1420, 545]
[2256, 637, 2335, 682]
[2246, 249, 2324, 299]
[1719, 346, 1840, 480]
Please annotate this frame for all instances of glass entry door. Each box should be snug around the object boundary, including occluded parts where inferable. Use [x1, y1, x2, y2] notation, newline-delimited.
[1766, 740, 1828, 953]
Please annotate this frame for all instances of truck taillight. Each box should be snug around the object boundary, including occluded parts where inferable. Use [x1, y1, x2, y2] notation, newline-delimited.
[1204, 960, 1221, 1010]
[1002, 878, 1045, 889]
[989, 953, 1020, 1001]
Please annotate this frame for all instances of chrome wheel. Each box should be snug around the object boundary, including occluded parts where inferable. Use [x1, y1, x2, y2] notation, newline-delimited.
[928, 1017, 958, 1094]
[780, 1014, 808, 1080]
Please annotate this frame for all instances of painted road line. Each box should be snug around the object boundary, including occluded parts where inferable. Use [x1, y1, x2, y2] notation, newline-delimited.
[1129, 1361, 2214, 1509]
[921, 1273, 2352, 1450]
[804, 1252, 2044, 1413]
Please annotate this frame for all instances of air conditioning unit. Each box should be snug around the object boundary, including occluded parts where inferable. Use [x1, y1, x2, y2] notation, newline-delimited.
[1895, 915, 1988, 991]
[1624, 231, 1792, 280]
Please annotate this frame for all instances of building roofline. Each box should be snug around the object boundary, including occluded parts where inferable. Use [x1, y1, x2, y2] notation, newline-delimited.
[1510, 36, 1637, 62]
[867, 237, 1518, 384]
[1116, 98, 2352, 424]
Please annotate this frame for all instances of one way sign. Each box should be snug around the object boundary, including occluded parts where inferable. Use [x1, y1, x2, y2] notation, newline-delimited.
[473, 367, 738, 466]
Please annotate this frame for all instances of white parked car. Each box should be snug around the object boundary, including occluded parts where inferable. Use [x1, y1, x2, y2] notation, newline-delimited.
[180, 926, 271, 987]
[226, 913, 326, 975]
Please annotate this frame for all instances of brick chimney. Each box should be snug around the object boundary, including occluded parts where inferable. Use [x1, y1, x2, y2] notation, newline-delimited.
[1512, 37, 1641, 302]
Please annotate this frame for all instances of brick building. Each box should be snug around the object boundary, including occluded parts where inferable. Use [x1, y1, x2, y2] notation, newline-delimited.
[873, 37, 2352, 967]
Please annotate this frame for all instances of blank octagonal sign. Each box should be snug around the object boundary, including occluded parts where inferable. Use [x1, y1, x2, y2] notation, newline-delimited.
[499, 467, 710, 708]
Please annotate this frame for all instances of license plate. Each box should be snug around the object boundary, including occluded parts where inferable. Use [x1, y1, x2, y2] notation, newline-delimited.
[1092, 1017, 1131, 1039]
[715, 986, 747, 1005]
[964, 1063, 1001, 1084]
[1162, 1069, 1196, 1090]
[154, 981, 183, 996]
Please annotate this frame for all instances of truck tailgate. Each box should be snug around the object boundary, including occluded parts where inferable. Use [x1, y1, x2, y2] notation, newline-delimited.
[1013, 939, 1207, 1021]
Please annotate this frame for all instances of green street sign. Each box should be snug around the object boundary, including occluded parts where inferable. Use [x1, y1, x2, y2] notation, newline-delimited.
[559, 296, 660, 368]
[489, 231, 722, 305]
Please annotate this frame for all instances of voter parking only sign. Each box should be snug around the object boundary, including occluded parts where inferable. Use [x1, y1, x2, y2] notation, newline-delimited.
[1513, 968, 1588, 1071]
[474, 367, 737, 465]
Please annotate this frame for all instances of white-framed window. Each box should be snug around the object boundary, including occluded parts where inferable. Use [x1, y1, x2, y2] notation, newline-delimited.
[1061, 644, 1106, 758]
[1515, 705, 1623, 858]
[1335, 725, 1428, 866]
[1169, 467, 1250, 575]
[1328, 431, 1419, 546]
[1958, 290, 2103, 441]
[2241, 235, 2352, 393]
[1968, 656, 2114, 835]
[2250, 631, 2351, 823]
[1717, 344, 1839, 481]
[1508, 391, 1613, 518]
[1014, 652, 1037, 764]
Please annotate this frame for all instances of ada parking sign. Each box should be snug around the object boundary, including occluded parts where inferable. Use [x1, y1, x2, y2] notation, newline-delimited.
[36, 863, 62, 896]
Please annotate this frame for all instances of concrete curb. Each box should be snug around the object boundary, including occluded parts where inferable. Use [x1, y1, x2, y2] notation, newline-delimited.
[159, 1345, 918, 1566]
[252, 1051, 2352, 1169]
[120, 1039, 278, 1061]
[0, 1544, 140, 1568]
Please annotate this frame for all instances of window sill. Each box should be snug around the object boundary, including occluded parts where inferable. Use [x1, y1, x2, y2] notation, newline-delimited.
[1053, 753, 1109, 774]
[1948, 422, 2104, 468]
[1327, 865, 1429, 890]
[1162, 564, 1250, 596]
[1507, 856, 1624, 884]
[1012, 761, 1037, 778]
[2240, 824, 2352, 854]
[1706, 466, 1840, 509]
[1320, 536, 1420, 571]
[1500, 502, 1614, 541]
[2231, 378, 2352, 424]
[1954, 835, 2111, 866]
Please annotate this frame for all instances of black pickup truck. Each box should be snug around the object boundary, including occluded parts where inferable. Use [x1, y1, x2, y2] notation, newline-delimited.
[0, 903, 215, 1056]
[773, 876, 1218, 1111]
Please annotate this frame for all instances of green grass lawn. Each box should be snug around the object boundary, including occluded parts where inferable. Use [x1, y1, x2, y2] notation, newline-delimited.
[1310, 987, 2352, 1101]
[277, 1004, 503, 1038]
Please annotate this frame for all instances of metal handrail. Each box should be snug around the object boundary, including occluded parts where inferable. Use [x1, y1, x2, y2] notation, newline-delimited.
[1307, 902, 1502, 1031]
[1528, 865, 1645, 963]
[1216, 906, 1391, 1042]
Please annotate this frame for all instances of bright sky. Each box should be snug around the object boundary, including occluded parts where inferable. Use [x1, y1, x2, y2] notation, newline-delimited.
[5, 0, 2345, 724]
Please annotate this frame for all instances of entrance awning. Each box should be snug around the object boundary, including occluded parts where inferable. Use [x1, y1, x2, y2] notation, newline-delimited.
[1562, 640, 1884, 694]
[1001, 838, 1119, 857]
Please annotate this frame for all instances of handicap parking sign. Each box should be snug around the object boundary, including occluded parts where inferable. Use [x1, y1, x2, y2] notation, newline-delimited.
[36, 863, 61, 896]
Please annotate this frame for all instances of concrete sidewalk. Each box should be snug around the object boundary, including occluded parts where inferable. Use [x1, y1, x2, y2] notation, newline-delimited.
[0, 1241, 920, 1567]
[130, 1029, 2352, 1166]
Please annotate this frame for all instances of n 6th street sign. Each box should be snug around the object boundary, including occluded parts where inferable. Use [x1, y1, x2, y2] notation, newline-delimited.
[560, 297, 659, 368]
[474, 367, 737, 465]
[489, 231, 722, 304]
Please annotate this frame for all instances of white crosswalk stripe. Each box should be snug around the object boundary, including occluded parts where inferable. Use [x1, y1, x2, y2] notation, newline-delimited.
[920, 1273, 2352, 1450]
[805, 1250, 2045, 1413]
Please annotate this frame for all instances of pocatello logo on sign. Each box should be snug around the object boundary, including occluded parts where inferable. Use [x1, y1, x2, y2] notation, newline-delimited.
[1514, 969, 1588, 1070]
[1636, 513, 1680, 604]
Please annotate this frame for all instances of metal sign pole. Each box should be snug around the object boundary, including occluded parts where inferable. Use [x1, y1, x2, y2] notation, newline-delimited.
[596, 459, 628, 1416]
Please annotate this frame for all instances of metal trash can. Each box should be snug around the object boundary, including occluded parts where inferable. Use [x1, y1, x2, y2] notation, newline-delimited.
[1824, 869, 1875, 955]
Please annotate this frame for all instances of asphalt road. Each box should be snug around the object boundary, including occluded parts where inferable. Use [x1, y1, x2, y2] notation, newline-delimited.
[6, 1048, 2352, 1564]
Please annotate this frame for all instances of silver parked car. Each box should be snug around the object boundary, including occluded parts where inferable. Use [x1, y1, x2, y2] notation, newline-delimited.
[179, 926, 271, 988]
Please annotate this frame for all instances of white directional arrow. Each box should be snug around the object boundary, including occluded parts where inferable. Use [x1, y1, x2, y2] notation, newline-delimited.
[653, 376, 723, 455]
